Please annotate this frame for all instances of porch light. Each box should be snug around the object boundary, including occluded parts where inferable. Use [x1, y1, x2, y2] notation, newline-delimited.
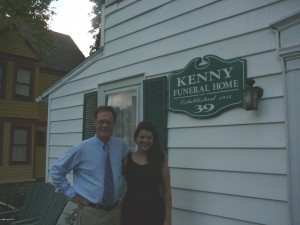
[242, 78, 264, 111]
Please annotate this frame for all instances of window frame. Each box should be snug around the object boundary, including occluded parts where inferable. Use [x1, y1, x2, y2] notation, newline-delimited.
[0, 62, 6, 98]
[0, 121, 3, 166]
[14, 65, 35, 101]
[10, 122, 32, 165]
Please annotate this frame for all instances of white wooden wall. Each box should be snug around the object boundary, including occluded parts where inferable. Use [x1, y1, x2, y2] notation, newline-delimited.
[45, 0, 300, 224]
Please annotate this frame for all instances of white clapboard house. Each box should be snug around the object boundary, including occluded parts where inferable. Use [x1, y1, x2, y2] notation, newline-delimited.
[37, 1, 300, 224]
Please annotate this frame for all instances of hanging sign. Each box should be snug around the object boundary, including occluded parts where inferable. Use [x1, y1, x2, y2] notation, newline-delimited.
[168, 55, 246, 118]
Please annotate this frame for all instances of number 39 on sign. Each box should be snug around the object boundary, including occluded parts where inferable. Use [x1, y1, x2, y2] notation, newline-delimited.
[194, 104, 215, 113]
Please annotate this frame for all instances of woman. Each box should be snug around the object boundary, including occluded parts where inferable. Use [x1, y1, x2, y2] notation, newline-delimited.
[121, 121, 172, 225]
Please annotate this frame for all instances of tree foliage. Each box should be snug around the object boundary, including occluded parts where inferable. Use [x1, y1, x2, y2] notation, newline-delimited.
[0, 0, 57, 56]
[88, 0, 104, 55]
[0, 0, 104, 57]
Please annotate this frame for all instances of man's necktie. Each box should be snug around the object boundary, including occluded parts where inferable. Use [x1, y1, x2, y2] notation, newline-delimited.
[102, 144, 115, 205]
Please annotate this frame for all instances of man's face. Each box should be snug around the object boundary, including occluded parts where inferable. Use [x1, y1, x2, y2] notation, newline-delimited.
[95, 111, 115, 143]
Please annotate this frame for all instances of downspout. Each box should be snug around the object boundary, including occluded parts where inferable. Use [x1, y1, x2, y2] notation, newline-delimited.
[45, 93, 52, 183]
[272, 26, 292, 225]
[271, 10, 300, 225]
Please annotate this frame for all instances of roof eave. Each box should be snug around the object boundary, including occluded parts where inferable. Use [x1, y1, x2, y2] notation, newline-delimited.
[36, 47, 103, 103]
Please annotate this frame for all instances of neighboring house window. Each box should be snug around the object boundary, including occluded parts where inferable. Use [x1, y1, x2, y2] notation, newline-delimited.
[0, 123, 3, 166]
[11, 127, 31, 163]
[0, 63, 5, 97]
[15, 67, 33, 100]
[36, 131, 46, 147]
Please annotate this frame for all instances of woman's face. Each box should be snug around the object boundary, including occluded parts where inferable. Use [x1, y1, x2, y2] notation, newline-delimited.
[135, 129, 153, 152]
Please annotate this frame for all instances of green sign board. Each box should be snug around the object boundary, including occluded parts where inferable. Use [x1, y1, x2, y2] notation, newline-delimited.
[168, 55, 246, 118]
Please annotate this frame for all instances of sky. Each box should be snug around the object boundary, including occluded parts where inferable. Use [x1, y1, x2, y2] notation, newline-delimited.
[49, 0, 95, 57]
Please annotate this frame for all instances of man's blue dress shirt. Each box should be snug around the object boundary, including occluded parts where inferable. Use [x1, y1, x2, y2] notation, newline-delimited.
[50, 135, 130, 204]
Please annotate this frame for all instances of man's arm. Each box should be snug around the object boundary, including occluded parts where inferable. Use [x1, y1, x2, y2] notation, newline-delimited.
[50, 148, 79, 200]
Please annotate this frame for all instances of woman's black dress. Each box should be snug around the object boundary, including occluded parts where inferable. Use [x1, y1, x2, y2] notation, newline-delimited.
[121, 153, 165, 225]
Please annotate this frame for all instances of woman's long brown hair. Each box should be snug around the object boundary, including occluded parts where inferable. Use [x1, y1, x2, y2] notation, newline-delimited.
[134, 121, 165, 174]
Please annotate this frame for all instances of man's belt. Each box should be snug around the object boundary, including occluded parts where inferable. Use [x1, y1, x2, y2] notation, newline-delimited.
[88, 201, 118, 211]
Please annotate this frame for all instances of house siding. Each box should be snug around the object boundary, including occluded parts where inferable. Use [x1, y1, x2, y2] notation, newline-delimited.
[0, 28, 38, 59]
[43, 0, 300, 224]
[0, 28, 65, 184]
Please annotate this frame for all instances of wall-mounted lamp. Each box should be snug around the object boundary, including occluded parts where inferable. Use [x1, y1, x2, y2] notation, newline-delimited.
[242, 78, 264, 111]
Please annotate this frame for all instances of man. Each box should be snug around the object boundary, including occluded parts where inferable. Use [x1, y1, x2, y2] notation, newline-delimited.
[51, 106, 130, 225]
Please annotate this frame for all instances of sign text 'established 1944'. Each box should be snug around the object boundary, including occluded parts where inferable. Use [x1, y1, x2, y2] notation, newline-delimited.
[168, 55, 246, 118]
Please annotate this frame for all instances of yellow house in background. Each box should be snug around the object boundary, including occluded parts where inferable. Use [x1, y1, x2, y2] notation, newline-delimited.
[0, 26, 85, 195]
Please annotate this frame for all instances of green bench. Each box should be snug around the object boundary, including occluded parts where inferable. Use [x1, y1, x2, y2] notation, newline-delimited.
[0, 182, 68, 225]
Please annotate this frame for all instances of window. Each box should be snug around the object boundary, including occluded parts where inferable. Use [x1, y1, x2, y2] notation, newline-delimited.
[11, 127, 30, 163]
[15, 67, 32, 99]
[106, 89, 137, 147]
[99, 75, 144, 148]
[0, 63, 4, 97]
[0, 123, 3, 165]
